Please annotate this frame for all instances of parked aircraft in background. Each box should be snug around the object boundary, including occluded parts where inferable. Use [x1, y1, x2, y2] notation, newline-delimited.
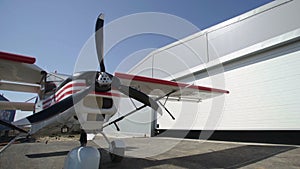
[0, 95, 16, 137]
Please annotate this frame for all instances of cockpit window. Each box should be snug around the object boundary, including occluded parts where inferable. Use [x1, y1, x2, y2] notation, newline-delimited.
[44, 82, 57, 93]
[40, 73, 69, 98]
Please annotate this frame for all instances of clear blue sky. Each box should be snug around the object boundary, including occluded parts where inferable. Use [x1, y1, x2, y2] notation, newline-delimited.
[0, 0, 273, 103]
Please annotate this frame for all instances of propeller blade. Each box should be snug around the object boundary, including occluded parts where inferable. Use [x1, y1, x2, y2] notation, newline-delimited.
[120, 85, 160, 111]
[95, 13, 105, 72]
[111, 77, 160, 111]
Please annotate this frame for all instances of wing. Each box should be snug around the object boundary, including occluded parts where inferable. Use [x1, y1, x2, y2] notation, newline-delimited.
[0, 51, 44, 93]
[115, 72, 229, 102]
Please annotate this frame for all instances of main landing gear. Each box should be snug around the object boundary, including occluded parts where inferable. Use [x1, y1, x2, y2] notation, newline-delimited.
[99, 131, 125, 163]
[80, 130, 125, 162]
[79, 129, 87, 147]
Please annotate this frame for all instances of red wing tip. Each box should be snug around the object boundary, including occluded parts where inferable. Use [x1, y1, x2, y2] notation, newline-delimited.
[212, 88, 229, 94]
[0, 51, 36, 64]
[219, 90, 230, 94]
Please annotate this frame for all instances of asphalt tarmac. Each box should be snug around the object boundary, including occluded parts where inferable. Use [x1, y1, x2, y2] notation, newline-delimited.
[0, 136, 299, 169]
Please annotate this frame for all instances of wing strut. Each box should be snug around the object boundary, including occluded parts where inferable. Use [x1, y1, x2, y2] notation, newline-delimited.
[113, 123, 120, 131]
[129, 97, 138, 109]
[0, 133, 27, 153]
[0, 119, 28, 134]
[102, 90, 178, 130]
[158, 100, 175, 120]
[0, 119, 29, 153]
[157, 93, 176, 120]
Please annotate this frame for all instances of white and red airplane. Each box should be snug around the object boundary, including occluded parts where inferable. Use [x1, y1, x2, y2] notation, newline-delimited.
[0, 13, 229, 165]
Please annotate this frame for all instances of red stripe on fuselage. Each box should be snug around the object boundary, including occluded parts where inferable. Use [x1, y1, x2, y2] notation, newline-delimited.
[42, 96, 54, 104]
[55, 91, 120, 102]
[92, 91, 121, 97]
[55, 83, 86, 98]
[56, 90, 81, 102]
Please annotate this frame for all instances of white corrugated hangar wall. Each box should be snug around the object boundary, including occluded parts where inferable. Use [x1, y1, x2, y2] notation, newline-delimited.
[124, 0, 300, 135]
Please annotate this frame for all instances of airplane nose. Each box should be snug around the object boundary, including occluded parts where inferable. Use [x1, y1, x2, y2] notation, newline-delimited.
[97, 72, 112, 85]
[95, 72, 112, 92]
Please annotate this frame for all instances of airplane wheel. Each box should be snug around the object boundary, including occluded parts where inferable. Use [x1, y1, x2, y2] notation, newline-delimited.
[64, 146, 100, 169]
[109, 152, 123, 163]
[109, 140, 125, 163]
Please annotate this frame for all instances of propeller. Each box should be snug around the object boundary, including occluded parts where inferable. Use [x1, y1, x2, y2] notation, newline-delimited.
[111, 77, 159, 111]
[95, 13, 105, 72]
[94, 13, 160, 112]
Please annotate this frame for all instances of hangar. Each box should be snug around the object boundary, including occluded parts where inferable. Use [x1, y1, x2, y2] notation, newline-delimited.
[105, 0, 300, 143]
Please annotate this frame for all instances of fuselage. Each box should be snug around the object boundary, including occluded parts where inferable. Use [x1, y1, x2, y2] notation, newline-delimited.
[31, 71, 120, 136]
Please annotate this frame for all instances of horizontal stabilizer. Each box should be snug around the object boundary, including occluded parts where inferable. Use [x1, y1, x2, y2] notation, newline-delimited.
[0, 80, 40, 93]
[0, 101, 35, 111]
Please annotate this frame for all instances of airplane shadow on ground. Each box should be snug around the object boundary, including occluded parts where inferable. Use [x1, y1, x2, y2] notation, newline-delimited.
[26, 151, 69, 158]
[25, 146, 138, 159]
[24, 145, 295, 169]
[100, 145, 296, 169]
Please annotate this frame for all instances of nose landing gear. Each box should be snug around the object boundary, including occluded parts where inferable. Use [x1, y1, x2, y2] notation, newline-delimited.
[64, 130, 125, 169]
[79, 129, 87, 147]
[64, 130, 101, 169]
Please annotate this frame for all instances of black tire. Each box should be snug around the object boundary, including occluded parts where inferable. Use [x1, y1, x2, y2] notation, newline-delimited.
[109, 152, 123, 163]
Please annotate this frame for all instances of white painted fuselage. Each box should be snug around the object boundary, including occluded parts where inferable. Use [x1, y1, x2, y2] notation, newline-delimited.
[30, 75, 120, 136]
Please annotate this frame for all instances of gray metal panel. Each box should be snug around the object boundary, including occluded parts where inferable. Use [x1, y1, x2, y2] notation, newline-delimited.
[132, 0, 300, 77]
[152, 35, 208, 79]
[208, 0, 300, 60]
[219, 48, 300, 130]
[158, 41, 300, 130]
[128, 56, 153, 77]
